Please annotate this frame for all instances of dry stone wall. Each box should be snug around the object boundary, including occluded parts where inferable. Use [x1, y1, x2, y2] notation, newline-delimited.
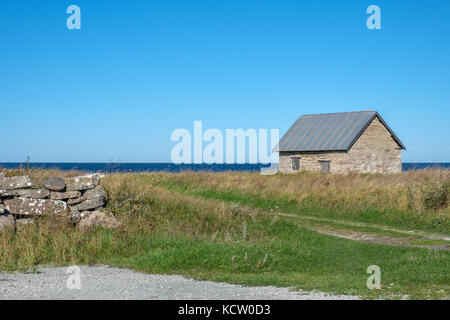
[0, 172, 118, 232]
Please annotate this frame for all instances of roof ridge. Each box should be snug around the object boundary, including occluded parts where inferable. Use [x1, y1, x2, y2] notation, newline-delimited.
[301, 110, 376, 117]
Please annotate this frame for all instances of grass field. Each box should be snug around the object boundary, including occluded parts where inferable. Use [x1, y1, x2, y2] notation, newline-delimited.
[1, 169, 449, 299]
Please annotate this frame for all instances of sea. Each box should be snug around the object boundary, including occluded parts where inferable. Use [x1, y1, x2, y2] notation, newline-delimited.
[0, 163, 449, 173]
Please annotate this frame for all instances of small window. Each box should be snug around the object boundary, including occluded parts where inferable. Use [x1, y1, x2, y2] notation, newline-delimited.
[291, 158, 300, 171]
[319, 160, 330, 173]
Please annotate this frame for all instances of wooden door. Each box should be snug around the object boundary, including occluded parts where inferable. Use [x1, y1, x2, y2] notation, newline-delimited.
[319, 161, 330, 173]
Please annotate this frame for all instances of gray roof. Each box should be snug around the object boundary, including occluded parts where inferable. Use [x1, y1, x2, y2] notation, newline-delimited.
[277, 111, 405, 152]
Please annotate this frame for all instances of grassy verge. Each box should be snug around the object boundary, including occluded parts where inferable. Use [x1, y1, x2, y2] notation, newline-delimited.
[1, 169, 449, 299]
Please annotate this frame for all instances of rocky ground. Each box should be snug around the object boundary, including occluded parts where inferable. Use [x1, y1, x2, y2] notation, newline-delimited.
[0, 266, 358, 300]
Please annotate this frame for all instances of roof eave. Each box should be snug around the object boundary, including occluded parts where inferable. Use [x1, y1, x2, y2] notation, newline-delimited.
[375, 113, 407, 150]
[278, 149, 347, 153]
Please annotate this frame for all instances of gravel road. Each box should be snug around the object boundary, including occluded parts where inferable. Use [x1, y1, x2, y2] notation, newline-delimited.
[0, 266, 358, 300]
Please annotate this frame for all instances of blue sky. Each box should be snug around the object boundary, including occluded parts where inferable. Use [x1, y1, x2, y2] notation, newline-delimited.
[1, 0, 449, 163]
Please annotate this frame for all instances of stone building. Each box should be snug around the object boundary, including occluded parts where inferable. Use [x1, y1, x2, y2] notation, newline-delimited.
[277, 111, 406, 174]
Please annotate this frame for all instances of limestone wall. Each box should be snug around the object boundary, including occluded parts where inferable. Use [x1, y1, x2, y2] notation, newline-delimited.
[279, 117, 403, 174]
[0, 172, 118, 232]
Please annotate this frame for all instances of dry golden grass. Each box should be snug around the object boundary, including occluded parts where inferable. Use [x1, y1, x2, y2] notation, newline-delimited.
[2, 168, 83, 185]
[102, 173, 265, 241]
[113, 169, 449, 232]
[2, 167, 449, 232]
[132, 169, 449, 212]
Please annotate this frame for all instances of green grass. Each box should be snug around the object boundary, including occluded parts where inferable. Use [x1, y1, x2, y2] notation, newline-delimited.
[411, 239, 450, 246]
[4, 215, 447, 299]
[109, 233, 449, 300]
[1, 170, 449, 299]
[138, 174, 450, 234]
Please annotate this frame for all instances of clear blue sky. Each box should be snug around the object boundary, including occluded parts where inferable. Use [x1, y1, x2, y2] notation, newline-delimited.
[1, 0, 449, 163]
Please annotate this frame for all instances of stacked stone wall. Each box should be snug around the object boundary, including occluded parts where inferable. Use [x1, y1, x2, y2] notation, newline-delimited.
[0, 172, 118, 232]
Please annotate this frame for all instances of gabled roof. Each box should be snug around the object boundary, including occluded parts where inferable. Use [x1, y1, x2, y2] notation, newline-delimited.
[277, 111, 406, 152]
